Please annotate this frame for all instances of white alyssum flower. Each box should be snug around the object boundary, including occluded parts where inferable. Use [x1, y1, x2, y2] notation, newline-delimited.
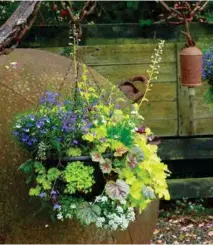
[101, 196, 108, 202]
[95, 196, 102, 202]
[57, 213, 63, 220]
[127, 208, 136, 222]
[120, 199, 127, 205]
[116, 206, 123, 213]
[70, 204, 76, 209]
[108, 220, 118, 231]
[96, 217, 105, 228]
[120, 219, 129, 230]
[65, 214, 72, 219]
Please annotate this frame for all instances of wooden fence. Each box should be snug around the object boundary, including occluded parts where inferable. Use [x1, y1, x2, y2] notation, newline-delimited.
[74, 43, 213, 137]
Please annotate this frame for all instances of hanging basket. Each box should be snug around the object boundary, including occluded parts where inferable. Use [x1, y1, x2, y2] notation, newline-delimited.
[180, 46, 203, 87]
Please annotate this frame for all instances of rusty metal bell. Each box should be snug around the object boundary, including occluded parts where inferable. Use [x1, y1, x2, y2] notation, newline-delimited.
[180, 46, 202, 87]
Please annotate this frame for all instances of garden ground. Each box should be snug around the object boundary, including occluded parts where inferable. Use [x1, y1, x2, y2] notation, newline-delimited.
[151, 198, 213, 244]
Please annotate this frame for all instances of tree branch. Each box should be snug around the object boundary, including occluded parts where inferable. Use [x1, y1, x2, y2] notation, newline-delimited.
[0, 0, 42, 55]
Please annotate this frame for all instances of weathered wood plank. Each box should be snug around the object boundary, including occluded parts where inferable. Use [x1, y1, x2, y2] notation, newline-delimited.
[134, 82, 176, 102]
[144, 119, 177, 136]
[158, 137, 213, 160]
[194, 118, 213, 135]
[90, 63, 177, 84]
[194, 82, 209, 98]
[194, 99, 213, 119]
[140, 101, 177, 120]
[77, 44, 176, 65]
[42, 48, 177, 101]
[167, 177, 213, 199]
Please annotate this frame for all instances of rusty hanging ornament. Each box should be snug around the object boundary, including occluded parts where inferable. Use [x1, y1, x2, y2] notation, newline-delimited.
[158, 1, 208, 88]
[180, 46, 202, 87]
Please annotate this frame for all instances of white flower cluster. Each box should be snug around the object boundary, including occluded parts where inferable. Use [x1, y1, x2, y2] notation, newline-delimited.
[95, 195, 108, 203]
[36, 141, 47, 160]
[56, 203, 77, 221]
[96, 207, 135, 231]
[94, 195, 136, 231]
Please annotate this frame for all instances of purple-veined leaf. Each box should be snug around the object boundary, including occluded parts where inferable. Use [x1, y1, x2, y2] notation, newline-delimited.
[105, 179, 129, 200]
[91, 151, 104, 163]
[142, 186, 156, 199]
[100, 158, 112, 174]
[126, 153, 138, 168]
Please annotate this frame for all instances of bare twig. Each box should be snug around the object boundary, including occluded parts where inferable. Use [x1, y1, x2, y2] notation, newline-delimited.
[158, 0, 209, 46]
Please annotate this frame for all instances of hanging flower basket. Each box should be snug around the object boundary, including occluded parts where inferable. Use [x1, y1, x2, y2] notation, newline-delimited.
[12, 71, 170, 234]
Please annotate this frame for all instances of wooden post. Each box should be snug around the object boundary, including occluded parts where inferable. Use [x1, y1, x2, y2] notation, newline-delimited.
[188, 87, 195, 135]
[177, 44, 196, 136]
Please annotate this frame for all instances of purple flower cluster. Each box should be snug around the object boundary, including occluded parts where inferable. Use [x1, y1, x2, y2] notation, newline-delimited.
[202, 49, 213, 82]
[13, 114, 38, 146]
[40, 91, 60, 105]
[12, 90, 97, 152]
[13, 114, 53, 147]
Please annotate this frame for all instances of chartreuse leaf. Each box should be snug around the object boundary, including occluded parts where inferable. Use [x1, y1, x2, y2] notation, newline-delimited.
[34, 162, 46, 174]
[63, 161, 95, 194]
[67, 147, 82, 157]
[82, 133, 94, 142]
[94, 125, 107, 139]
[130, 180, 142, 200]
[96, 142, 110, 153]
[42, 180, 52, 190]
[76, 204, 101, 225]
[29, 185, 41, 196]
[119, 168, 136, 185]
[47, 168, 61, 181]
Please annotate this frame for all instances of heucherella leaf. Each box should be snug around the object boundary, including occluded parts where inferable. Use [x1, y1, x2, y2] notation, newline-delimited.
[111, 140, 128, 157]
[67, 147, 82, 157]
[130, 146, 144, 162]
[100, 158, 112, 174]
[126, 153, 138, 169]
[105, 179, 130, 200]
[76, 203, 101, 225]
[142, 186, 156, 199]
[114, 146, 128, 157]
[91, 151, 104, 163]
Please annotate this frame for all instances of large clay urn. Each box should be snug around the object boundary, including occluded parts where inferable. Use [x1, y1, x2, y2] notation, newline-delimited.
[180, 46, 202, 87]
[0, 49, 159, 244]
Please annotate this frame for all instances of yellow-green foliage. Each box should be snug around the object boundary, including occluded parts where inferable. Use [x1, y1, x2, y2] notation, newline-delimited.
[63, 161, 95, 194]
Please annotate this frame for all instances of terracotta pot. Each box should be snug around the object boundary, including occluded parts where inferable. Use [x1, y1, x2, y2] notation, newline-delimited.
[180, 46, 202, 87]
[4, 200, 159, 244]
